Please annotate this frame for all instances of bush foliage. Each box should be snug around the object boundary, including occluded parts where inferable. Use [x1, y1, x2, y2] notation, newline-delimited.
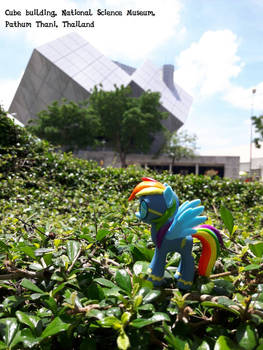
[1, 113, 263, 349]
[27, 86, 167, 167]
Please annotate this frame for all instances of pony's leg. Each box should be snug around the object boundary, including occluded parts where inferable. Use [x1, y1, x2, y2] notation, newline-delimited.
[174, 238, 183, 280]
[174, 259, 182, 280]
[177, 236, 195, 290]
[148, 248, 167, 286]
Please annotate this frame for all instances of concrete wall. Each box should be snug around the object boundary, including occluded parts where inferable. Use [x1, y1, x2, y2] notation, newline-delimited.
[77, 150, 240, 179]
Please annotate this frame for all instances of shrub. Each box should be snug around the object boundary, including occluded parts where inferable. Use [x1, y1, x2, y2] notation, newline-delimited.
[0, 116, 263, 349]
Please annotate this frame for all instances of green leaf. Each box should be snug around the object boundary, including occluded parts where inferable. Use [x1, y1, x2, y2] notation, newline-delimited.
[214, 336, 239, 350]
[249, 242, 263, 257]
[220, 206, 234, 236]
[41, 317, 70, 339]
[244, 264, 261, 271]
[216, 296, 237, 307]
[79, 233, 95, 243]
[0, 341, 6, 349]
[117, 331, 130, 350]
[130, 312, 170, 328]
[94, 278, 116, 289]
[103, 287, 121, 297]
[19, 245, 36, 259]
[196, 341, 210, 350]
[133, 261, 149, 276]
[236, 324, 257, 350]
[3, 296, 25, 311]
[29, 263, 43, 271]
[115, 270, 132, 293]
[66, 240, 80, 262]
[0, 240, 9, 252]
[31, 293, 45, 300]
[18, 328, 41, 348]
[44, 297, 58, 315]
[138, 304, 155, 312]
[133, 295, 143, 309]
[60, 254, 70, 270]
[142, 290, 160, 304]
[21, 278, 46, 294]
[201, 281, 214, 294]
[16, 311, 40, 331]
[201, 301, 240, 315]
[86, 309, 104, 320]
[253, 301, 263, 310]
[43, 252, 54, 266]
[100, 316, 122, 330]
[0, 318, 19, 346]
[133, 246, 154, 262]
[34, 248, 55, 256]
[9, 330, 23, 349]
[51, 282, 66, 297]
[163, 322, 188, 349]
[105, 307, 121, 318]
[213, 279, 234, 295]
[86, 283, 105, 300]
[121, 312, 131, 325]
[96, 229, 109, 241]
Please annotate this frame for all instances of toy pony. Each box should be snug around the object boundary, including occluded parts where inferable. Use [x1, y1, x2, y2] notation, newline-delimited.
[129, 177, 223, 290]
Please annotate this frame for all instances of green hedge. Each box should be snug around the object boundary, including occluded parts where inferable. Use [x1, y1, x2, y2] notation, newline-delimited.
[0, 113, 263, 349]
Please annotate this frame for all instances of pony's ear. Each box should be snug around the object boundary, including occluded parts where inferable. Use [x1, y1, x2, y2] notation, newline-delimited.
[163, 186, 178, 208]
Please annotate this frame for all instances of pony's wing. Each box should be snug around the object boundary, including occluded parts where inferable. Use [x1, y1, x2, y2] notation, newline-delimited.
[177, 199, 201, 215]
[165, 200, 207, 240]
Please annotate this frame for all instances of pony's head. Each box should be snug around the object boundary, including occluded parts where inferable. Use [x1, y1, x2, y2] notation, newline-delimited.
[129, 177, 179, 227]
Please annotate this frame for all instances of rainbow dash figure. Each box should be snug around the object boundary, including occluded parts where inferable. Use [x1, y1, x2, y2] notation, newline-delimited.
[129, 177, 223, 290]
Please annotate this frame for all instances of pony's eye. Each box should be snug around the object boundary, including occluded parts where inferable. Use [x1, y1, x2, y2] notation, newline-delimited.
[140, 200, 148, 219]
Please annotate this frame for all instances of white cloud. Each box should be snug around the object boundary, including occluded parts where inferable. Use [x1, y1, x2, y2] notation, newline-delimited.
[174, 30, 243, 98]
[0, 76, 22, 110]
[86, 0, 183, 60]
[224, 83, 263, 112]
[181, 121, 232, 153]
[202, 143, 263, 163]
[172, 29, 263, 113]
[1, 0, 184, 61]
[184, 114, 263, 163]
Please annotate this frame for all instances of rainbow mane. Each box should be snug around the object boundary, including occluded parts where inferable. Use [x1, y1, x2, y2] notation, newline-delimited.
[128, 178, 166, 201]
[193, 225, 222, 277]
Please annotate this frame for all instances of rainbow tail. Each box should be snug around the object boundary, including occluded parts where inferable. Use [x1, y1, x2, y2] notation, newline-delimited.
[192, 225, 223, 277]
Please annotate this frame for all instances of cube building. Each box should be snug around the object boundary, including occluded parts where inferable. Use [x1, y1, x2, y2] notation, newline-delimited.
[9, 32, 192, 152]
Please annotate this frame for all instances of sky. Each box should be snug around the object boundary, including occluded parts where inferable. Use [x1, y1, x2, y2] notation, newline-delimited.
[1, 0, 263, 162]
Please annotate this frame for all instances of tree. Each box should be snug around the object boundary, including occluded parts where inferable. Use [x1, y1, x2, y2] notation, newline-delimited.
[252, 115, 263, 148]
[28, 86, 167, 165]
[0, 106, 28, 147]
[28, 99, 101, 152]
[163, 130, 197, 168]
[88, 85, 167, 167]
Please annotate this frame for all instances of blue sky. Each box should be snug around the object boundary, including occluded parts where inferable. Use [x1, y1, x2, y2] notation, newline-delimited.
[1, 0, 263, 161]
